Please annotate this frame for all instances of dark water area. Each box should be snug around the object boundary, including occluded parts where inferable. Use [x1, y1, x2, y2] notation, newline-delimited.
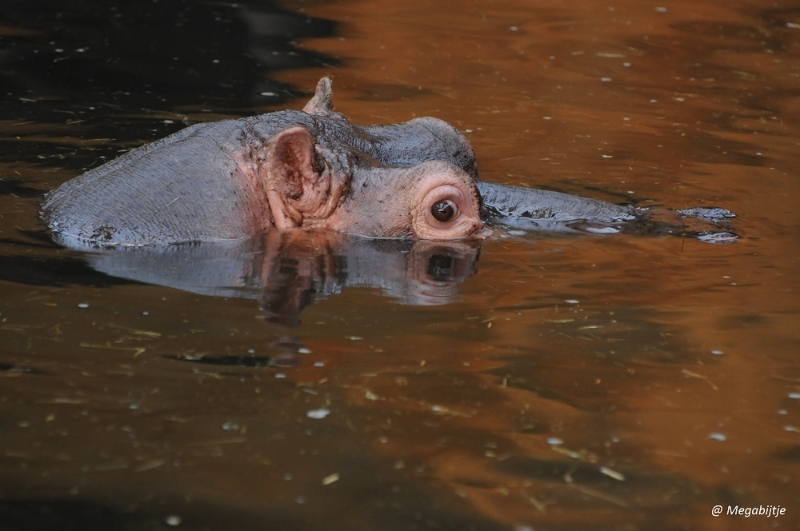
[0, 0, 335, 171]
[2, 0, 800, 530]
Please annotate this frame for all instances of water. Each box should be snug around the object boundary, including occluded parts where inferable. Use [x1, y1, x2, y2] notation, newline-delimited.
[2, 0, 800, 529]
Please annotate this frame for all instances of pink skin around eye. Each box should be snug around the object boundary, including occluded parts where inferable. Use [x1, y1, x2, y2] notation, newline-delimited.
[412, 176, 482, 240]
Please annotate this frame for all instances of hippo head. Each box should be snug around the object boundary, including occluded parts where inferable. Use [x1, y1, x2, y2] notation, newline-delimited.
[261, 123, 483, 240]
[42, 77, 483, 247]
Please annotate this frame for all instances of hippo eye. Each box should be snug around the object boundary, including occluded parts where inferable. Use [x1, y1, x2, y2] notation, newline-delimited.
[431, 200, 457, 222]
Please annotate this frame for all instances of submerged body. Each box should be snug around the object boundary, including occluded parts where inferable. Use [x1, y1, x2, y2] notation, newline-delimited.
[42, 78, 735, 246]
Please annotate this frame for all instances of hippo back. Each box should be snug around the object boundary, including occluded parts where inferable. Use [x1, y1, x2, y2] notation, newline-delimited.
[42, 120, 270, 245]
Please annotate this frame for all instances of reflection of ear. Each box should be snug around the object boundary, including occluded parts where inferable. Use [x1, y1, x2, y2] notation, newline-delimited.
[302, 77, 334, 116]
[265, 126, 328, 229]
[258, 230, 343, 327]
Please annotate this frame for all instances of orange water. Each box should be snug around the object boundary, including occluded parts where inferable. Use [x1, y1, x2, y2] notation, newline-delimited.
[2, 0, 799, 529]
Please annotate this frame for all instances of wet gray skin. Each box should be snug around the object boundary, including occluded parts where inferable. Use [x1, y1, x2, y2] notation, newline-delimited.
[41, 78, 483, 245]
[476, 181, 737, 242]
[41, 77, 736, 246]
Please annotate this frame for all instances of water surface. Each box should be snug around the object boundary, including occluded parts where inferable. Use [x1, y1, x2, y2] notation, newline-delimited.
[2, 0, 800, 529]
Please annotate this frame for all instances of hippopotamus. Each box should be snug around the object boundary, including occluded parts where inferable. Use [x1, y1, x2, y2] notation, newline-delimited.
[42, 78, 483, 245]
[41, 78, 736, 246]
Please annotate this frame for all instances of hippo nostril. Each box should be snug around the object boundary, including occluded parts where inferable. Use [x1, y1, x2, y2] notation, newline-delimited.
[431, 200, 457, 222]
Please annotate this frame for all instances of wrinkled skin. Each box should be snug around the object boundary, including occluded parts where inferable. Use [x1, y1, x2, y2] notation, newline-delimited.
[42, 77, 736, 247]
[42, 78, 482, 245]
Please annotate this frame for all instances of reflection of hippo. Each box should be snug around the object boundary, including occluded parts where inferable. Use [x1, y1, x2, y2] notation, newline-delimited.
[42, 78, 736, 245]
[71, 230, 479, 325]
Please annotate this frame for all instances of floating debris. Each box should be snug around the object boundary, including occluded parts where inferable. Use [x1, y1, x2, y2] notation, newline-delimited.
[322, 473, 340, 485]
[307, 408, 330, 419]
[365, 390, 379, 401]
[708, 432, 727, 441]
[599, 466, 626, 481]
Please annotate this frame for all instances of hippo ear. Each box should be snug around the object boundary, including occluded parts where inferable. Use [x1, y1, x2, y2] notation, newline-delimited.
[265, 126, 329, 229]
[302, 77, 334, 116]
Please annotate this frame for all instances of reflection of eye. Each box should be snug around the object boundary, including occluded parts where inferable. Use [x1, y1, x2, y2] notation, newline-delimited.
[427, 254, 455, 280]
[431, 200, 457, 222]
